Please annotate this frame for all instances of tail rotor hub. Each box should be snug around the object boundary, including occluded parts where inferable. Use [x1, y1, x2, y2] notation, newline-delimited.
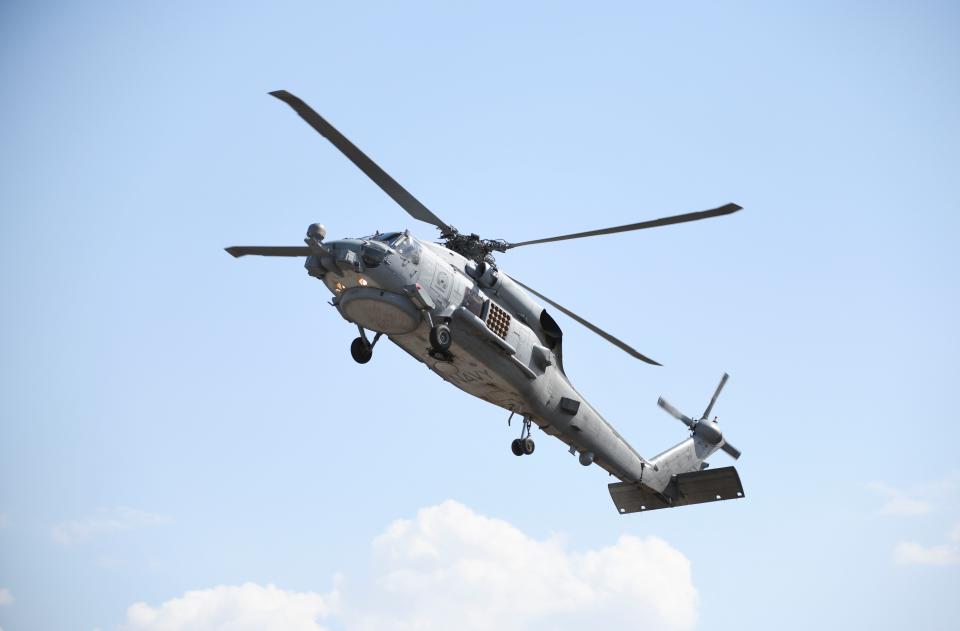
[657, 373, 741, 460]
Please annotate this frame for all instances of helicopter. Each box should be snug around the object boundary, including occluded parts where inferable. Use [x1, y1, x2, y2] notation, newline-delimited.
[227, 90, 746, 514]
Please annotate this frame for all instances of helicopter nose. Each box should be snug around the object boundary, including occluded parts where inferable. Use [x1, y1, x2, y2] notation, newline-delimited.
[320, 240, 421, 334]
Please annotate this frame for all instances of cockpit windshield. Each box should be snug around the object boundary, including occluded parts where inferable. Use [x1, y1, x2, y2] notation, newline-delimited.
[370, 231, 402, 244]
[362, 231, 421, 263]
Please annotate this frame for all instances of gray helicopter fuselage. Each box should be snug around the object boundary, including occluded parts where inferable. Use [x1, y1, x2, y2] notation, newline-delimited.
[227, 90, 746, 513]
[307, 231, 715, 490]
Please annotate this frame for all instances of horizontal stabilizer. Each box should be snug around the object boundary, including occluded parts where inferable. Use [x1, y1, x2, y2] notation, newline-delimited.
[608, 466, 744, 514]
[225, 246, 311, 258]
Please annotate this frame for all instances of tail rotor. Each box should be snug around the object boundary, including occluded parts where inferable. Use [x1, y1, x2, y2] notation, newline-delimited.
[657, 372, 741, 460]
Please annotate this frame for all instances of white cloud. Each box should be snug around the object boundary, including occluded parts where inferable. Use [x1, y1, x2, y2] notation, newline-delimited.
[114, 500, 697, 631]
[867, 482, 933, 516]
[869, 473, 960, 518]
[357, 500, 697, 631]
[52, 507, 171, 545]
[892, 522, 960, 567]
[0, 587, 12, 605]
[871, 475, 960, 568]
[118, 583, 339, 631]
[893, 541, 960, 567]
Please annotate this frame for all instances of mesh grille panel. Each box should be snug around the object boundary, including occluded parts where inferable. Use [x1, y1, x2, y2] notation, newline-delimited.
[486, 302, 511, 340]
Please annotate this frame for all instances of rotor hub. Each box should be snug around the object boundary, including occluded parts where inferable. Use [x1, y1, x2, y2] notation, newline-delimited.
[441, 229, 508, 263]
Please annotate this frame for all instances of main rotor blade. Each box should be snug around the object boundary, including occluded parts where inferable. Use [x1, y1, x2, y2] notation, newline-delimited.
[657, 397, 696, 429]
[225, 246, 311, 258]
[510, 276, 661, 366]
[702, 372, 729, 420]
[721, 442, 741, 459]
[505, 203, 742, 249]
[269, 90, 454, 235]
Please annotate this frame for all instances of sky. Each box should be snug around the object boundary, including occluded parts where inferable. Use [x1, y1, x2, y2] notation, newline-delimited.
[1, 1, 958, 629]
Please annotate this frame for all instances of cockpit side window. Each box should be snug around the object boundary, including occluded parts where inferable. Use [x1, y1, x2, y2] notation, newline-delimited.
[392, 234, 421, 263]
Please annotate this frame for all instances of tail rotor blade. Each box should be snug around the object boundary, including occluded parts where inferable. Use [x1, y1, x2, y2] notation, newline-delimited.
[702, 372, 729, 420]
[721, 442, 741, 460]
[658, 397, 696, 429]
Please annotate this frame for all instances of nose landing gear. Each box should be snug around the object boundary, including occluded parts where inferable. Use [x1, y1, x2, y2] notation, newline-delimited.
[351, 326, 382, 364]
[510, 415, 536, 456]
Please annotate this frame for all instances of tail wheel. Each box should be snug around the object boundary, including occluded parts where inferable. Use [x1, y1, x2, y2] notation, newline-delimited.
[522, 438, 536, 455]
[510, 439, 524, 456]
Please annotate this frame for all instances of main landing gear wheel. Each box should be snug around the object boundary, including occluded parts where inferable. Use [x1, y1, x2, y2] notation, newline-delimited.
[350, 337, 372, 364]
[510, 416, 535, 456]
[429, 324, 452, 352]
[351, 327, 382, 364]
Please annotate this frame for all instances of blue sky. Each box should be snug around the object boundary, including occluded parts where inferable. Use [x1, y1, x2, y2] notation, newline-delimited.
[1, 1, 958, 629]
